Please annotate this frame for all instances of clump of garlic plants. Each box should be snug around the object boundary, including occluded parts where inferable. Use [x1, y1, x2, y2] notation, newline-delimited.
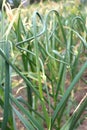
[0, 1, 87, 130]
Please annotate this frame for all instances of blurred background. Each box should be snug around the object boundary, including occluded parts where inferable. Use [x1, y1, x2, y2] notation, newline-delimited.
[0, 0, 87, 9]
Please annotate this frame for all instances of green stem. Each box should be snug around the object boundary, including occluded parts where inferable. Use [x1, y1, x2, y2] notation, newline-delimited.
[2, 42, 10, 130]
